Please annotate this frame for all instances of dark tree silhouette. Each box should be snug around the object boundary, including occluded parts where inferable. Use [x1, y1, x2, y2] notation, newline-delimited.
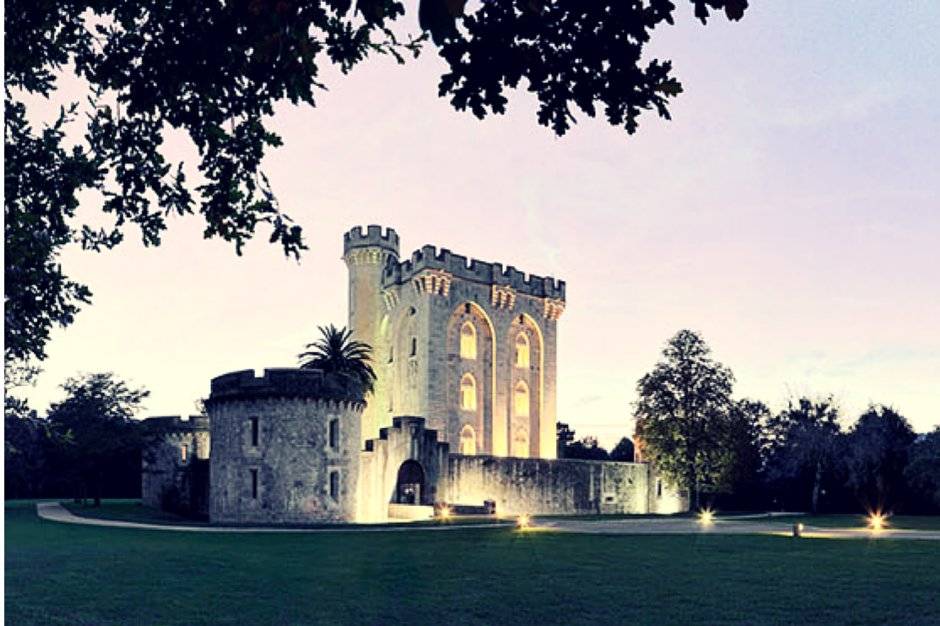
[634, 329, 734, 511]
[45, 373, 150, 506]
[844, 405, 916, 512]
[609, 437, 635, 462]
[764, 397, 842, 514]
[556, 421, 576, 458]
[299, 324, 377, 395]
[5, 0, 747, 368]
[563, 436, 609, 461]
[905, 428, 940, 512]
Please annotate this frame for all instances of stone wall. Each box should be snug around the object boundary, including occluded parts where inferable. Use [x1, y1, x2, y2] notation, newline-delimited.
[207, 369, 364, 524]
[445, 455, 651, 516]
[140, 416, 210, 516]
[358, 416, 450, 523]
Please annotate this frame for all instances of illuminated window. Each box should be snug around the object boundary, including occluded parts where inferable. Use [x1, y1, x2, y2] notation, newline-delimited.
[330, 471, 340, 500]
[460, 322, 477, 359]
[515, 332, 530, 368]
[512, 427, 529, 458]
[250, 469, 259, 499]
[250, 417, 259, 447]
[329, 418, 339, 449]
[180, 444, 188, 463]
[460, 374, 477, 411]
[460, 425, 477, 455]
[514, 381, 529, 418]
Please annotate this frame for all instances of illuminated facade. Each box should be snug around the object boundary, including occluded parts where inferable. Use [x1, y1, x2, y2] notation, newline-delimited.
[344, 225, 565, 459]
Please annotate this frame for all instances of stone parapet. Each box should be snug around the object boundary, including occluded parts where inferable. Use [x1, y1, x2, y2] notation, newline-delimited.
[206, 368, 364, 407]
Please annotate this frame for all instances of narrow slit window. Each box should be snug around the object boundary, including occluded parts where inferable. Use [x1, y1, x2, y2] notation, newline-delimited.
[330, 471, 340, 500]
[410, 337, 417, 357]
[180, 444, 188, 463]
[250, 417, 259, 447]
[329, 418, 339, 449]
[251, 469, 259, 499]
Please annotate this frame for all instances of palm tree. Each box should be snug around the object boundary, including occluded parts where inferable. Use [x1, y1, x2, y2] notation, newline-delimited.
[298, 325, 376, 396]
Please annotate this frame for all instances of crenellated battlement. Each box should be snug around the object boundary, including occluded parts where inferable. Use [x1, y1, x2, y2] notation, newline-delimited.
[206, 368, 366, 407]
[381, 243, 565, 300]
[343, 224, 400, 257]
[142, 415, 210, 432]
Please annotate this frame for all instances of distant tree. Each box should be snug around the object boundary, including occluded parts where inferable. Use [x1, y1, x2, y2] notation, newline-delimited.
[844, 405, 916, 512]
[564, 436, 610, 461]
[634, 330, 735, 511]
[764, 397, 842, 514]
[45, 373, 150, 506]
[556, 422, 576, 458]
[905, 428, 940, 512]
[4, 395, 51, 499]
[609, 437, 635, 463]
[716, 399, 767, 494]
[5, 0, 748, 368]
[298, 325, 377, 395]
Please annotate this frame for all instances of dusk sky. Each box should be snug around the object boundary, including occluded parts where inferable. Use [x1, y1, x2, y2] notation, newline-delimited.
[20, 2, 940, 446]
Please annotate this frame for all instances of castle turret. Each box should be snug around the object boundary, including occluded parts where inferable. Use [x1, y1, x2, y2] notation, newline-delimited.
[343, 225, 400, 446]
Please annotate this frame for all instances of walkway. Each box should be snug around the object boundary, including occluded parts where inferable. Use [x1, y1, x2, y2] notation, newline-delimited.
[36, 502, 940, 539]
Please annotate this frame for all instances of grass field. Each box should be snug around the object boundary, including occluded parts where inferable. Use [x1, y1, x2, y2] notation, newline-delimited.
[6, 500, 940, 626]
[740, 514, 940, 531]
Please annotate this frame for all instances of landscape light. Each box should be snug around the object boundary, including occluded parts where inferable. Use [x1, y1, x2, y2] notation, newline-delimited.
[792, 522, 804, 538]
[868, 511, 887, 532]
[438, 505, 451, 520]
[699, 508, 714, 526]
[516, 514, 531, 529]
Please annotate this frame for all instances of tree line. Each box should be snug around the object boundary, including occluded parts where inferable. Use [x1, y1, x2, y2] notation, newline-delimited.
[630, 330, 940, 514]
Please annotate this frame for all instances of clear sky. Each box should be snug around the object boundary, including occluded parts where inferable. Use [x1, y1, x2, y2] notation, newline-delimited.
[19, 2, 940, 446]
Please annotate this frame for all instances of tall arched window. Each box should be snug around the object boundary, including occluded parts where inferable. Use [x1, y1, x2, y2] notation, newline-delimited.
[460, 425, 477, 455]
[460, 374, 477, 411]
[514, 381, 529, 418]
[512, 427, 529, 458]
[460, 322, 477, 359]
[515, 332, 530, 368]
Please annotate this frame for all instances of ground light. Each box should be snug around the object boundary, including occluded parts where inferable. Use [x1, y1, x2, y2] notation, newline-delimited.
[516, 514, 531, 529]
[868, 511, 888, 533]
[438, 505, 451, 520]
[698, 508, 714, 526]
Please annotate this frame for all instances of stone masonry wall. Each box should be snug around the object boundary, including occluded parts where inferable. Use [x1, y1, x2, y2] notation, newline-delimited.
[141, 416, 210, 512]
[445, 455, 651, 516]
[207, 369, 364, 524]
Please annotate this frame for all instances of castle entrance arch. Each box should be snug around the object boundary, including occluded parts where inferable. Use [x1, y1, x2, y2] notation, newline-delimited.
[394, 460, 426, 505]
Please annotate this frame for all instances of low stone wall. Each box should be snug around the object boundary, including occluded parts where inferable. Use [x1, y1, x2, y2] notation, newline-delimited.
[444, 455, 650, 516]
[140, 416, 210, 517]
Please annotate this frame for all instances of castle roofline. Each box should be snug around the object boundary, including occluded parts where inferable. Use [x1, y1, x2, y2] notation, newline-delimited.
[343, 225, 400, 257]
[206, 368, 365, 407]
[382, 244, 565, 300]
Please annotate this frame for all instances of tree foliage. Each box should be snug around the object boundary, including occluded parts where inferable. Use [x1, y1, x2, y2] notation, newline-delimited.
[5, 0, 747, 368]
[905, 428, 940, 512]
[610, 437, 636, 463]
[844, 405, 916, 511]
[45, 372, 150, 505]
[298, 324, 377, 395]
[634, 329, 734, 511]
[563, 436, 610, 461]
[763, 397, 842, 514]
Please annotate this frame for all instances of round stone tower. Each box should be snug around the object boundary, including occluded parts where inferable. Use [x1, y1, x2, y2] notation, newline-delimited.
[206, 368, 364, 524]
[343, 225, 399, 446]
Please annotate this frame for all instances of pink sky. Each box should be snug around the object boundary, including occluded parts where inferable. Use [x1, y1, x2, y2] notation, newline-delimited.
[19, 2, 940, 446]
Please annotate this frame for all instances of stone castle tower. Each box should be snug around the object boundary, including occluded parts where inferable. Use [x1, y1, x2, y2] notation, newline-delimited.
[343, 225, 565, 459]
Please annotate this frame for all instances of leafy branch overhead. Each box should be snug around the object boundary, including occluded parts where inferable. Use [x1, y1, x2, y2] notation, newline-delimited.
[4, 0, 747, 364]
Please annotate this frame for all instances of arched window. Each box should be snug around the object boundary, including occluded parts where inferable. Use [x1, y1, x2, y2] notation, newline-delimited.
[514, 381, 529, 418]
[460, 425, 477, 455]
[460, 321, 477, 359]
[460, 374, 477, 411]
[512, 427, 529, 458]
[515, 332, 530, 368]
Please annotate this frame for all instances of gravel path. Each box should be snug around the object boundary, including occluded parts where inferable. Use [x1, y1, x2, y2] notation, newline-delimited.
[36, 502, 940, 539]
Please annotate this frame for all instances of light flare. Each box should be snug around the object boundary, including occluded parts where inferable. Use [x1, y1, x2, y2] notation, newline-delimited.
[868, 511, 888, 532]
[516, 514, 531, 529]
[698, 508, 715, 525]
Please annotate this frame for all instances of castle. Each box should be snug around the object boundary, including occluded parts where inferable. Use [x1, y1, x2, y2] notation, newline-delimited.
[142, 226, 685, 523]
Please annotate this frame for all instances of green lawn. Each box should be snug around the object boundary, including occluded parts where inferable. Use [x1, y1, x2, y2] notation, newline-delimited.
[6, 500, 940, 626]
